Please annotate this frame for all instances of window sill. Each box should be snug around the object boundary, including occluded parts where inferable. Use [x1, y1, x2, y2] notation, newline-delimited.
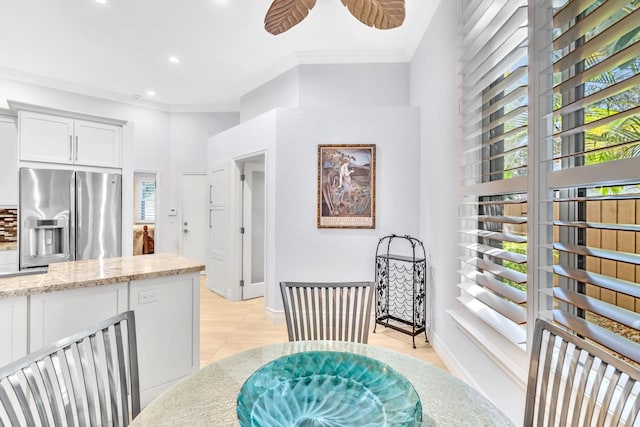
[447, 308, 528, 391]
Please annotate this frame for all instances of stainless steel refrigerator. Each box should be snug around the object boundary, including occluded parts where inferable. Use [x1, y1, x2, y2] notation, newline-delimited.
[19, 167, 122, 269]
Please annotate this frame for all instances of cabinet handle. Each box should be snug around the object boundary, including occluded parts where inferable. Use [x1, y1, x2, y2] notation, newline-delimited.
[209, 185, 212, 204]
[75, 135, 78, 161]
[209, 209, 213, 228]
[69, 135, 73, 161]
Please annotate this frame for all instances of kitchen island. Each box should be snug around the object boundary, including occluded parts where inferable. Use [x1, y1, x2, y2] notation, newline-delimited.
[0, 253, 204, 406]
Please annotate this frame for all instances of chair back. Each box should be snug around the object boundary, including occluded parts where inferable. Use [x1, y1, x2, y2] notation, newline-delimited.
[0, 311, 140, 426]
[280, 281, 374, 344]
[525, 318, 640, 427]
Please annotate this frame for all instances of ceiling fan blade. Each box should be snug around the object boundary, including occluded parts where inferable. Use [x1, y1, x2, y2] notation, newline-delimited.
[264, 0, 318, 35]
[340, 0, 405, 30]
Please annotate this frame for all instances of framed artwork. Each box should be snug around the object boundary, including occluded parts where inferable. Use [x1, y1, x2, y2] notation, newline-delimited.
[317, 144, 376, 228]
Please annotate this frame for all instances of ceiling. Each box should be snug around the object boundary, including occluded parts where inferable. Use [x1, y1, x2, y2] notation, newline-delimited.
[0, 0, 436, 112]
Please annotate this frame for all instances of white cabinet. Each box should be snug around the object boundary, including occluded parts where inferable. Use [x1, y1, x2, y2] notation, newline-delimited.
[19, 111, 122, 168]
[74, 119, 122, 168]
[29, 283, 128, 352]
[0, 296, 28, 367]
[129, 273, 200, 406]
[0, 117, 18, 206]
[0, 270, 198, 407]
[0, 250, 18, 274]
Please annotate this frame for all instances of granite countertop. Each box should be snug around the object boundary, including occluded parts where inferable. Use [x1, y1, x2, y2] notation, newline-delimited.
[0, 253, 204, 299]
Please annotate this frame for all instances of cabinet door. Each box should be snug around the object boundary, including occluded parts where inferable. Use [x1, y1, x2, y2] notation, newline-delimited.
[29, 283, 128, 352]
[0, 118, 18, 205]
[0, 296, 28, 367]
[19, 111, 74, 164]
[129, 273, 200, 406]
[74, 120, 122, 168]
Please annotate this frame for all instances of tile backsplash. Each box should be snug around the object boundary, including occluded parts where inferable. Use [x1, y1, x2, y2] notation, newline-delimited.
[0, 209, 18, 242]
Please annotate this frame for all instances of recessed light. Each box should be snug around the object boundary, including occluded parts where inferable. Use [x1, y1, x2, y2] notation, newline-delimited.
[93, 0, 107, 4]
[168, 56, 180, 64]
[146, 90, 156, 97]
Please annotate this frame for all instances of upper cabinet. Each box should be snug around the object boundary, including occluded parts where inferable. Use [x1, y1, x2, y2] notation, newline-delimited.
[0, 114, 18, 206]
[19, 111, 122, 168]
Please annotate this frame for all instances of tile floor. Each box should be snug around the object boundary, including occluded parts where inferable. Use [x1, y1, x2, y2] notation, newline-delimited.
[199, 279, 447, 370]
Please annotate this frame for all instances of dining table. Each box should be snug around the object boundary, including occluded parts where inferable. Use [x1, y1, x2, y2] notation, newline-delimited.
[130, 340, 514, 426]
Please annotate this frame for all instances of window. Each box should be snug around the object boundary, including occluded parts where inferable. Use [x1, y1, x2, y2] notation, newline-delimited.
[458, 0, 530, 347]
[456, 0, 640, 369]
[540, 0, 640, 363]
[135, 174, 156, 223]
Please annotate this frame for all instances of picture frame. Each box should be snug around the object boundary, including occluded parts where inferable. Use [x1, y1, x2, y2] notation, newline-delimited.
[317, 144, 376, 228]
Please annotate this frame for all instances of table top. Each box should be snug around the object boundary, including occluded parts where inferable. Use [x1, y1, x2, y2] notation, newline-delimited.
[131, 341, 514, 427]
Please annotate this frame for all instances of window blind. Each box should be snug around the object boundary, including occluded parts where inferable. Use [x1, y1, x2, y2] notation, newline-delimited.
[541, 0, 640, 364]
[458, 0, 529, 345]
[139, 181, 156, 222]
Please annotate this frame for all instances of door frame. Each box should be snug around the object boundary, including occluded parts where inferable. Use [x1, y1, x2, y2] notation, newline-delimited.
[233, 150, 267, 300]
[241, 161, 265, 300]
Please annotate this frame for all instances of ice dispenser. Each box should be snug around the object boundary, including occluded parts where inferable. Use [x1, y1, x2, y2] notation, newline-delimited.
[33, 219, 64, 256]
[21, 217, 71, 268]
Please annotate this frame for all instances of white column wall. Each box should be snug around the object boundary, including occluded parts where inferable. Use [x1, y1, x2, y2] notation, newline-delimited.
[273, 107, 420, 311]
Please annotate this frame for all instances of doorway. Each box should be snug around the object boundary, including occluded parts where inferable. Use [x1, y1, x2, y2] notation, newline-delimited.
[133, 171, 157, 255]
[238, 155, 265, 300]
[181, 173, 208, 266]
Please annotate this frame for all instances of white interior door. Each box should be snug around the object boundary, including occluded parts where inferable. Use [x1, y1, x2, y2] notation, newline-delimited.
[181, 174, 207, 266]
[241, 162, 265, 300]
[207, 163, 229, 296]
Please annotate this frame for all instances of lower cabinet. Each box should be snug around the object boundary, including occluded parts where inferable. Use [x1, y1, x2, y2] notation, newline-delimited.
[129, 273, 200, 406]
[29, 283, 129, 352]
[0, 272, 200, 407]
[0, 296, 28, 368]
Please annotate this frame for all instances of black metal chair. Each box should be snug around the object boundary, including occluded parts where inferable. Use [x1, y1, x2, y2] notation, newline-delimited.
[280, 281, 374, 344]
[525, 318, 640, 426]
[0, 311, 140, 426]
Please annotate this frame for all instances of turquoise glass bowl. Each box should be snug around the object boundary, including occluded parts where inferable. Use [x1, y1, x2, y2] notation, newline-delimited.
[237, 351, 422, 427]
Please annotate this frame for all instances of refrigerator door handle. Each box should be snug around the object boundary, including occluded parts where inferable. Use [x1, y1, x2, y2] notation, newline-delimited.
[69, 173, 76, 261]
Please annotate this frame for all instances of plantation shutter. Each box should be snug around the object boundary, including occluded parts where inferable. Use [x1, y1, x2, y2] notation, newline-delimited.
[458, 0, 529, 345]
[542, 0, 640, 363]
[140, 180, 156, 222]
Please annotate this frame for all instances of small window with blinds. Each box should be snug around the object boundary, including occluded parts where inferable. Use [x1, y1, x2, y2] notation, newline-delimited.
[140, 181, 156, 222]
[458, 0, 529, 346]
[135, 176, 156, 224]
[543, 0, 640, 364]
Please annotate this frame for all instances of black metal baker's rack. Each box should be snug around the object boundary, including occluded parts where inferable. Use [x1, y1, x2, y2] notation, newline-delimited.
[374, 234, 428, 348]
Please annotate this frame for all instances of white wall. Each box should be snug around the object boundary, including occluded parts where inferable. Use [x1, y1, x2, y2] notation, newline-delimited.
[409, 1, 525, 424]
[272, 106, 420, 310]
[298, 63, 410, 108]
[0, 78, 238, 256]
[208, 106, 420, 310]
[240, 69, 299, 123]
[240, 63, 410, 122]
